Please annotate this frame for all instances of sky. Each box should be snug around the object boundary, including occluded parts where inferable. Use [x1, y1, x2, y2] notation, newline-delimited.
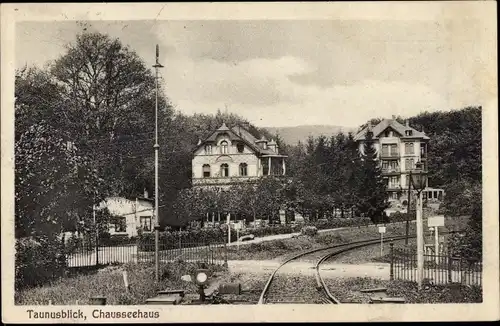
[15, 19, 493, 128]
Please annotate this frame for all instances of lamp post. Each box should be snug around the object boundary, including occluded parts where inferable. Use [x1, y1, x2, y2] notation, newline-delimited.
[153, 44, 164, 283]
[410, 161, 427, 290]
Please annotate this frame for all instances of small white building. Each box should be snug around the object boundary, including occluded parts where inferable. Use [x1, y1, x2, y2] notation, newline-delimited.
[97, 191, 155, 237]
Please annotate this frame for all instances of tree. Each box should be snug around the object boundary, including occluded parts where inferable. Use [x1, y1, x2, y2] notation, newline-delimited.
[50, 31, 171, 198]
[356, 130, 389, 222]
[15, 122, 104, 239]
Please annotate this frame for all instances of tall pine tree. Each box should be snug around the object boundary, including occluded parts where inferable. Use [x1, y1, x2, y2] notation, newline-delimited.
[357, 129, 389, 223]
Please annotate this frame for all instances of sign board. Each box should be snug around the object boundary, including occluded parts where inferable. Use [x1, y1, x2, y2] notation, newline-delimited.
[428, 215, 445, 228]
[378, 226, 386, 233]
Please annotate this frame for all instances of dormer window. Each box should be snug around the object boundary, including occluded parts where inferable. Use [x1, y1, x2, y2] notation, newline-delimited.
[405, 130, 413, 136]
[205, 144, 212, 154]
[237, 143, 244, 153]
[220, 141, 228, 154]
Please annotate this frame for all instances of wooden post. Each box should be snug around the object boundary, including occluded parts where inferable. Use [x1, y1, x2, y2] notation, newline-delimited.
[123, 270, 130, 292]
[447, 249, 452, 283]
[390, 242, 394, 281]
[434, 226, 439, 265]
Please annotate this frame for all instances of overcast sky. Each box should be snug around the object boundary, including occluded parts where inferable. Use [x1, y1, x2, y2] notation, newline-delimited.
[16, 19, 491, 128]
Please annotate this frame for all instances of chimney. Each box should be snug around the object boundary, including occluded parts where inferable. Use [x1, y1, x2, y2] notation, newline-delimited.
[143, 189, 149, 199]
[392, 115, 396, 120]
[405, 120, 410, 127]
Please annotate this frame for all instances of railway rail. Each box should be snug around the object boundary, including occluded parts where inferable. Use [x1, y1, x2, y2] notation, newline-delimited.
[258, 234, 414, 305]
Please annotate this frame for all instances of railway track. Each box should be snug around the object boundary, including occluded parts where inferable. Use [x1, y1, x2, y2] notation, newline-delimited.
[257, 235, 413, 305]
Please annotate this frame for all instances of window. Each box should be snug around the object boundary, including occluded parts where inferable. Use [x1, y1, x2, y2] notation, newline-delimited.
[406, 175, 411, 187]
[220, 163, 229, 177]
[389, 176, 399, 188]
[239, 163, 248, 176]
[382, 161, 389, 169]
[405, 130, 413, 136]
[140, 216, 152, 232]
[202, 164, 211, 178]
[220, 141, 228, 154]
[114, 217, 127, 233]
[405, 142, 414, 154]
[405, 158, 414, 170]
[382, 144, 389, 156]
[390, 144, 398, 156]
[237, 143, 245, 153]
[205, 145, 212, 154]
[390, 192, 398, 200]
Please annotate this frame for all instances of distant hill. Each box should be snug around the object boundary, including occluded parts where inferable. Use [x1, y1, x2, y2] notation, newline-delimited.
[264, 125, 357, 146]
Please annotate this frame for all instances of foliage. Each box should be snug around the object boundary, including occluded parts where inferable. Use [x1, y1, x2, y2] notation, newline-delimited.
[137, 229, 228, 252]
[356, 130, 389, 222]
[15, 122, 104, 238]
[301, 226, 318, 237]
[408, 107, 481, 187]
[15, 261, 224, 305]
[15, 237, 67, 290]
[388, 211, 416, 223]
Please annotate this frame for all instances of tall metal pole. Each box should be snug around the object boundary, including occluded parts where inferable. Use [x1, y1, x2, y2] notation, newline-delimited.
[405, 171, 412, 245]
[153, 45, 164, 283]
[416, 190, 424, 289]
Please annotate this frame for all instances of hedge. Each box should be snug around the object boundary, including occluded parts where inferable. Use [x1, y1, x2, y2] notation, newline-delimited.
[138, 228, 230, 252]
[388, 212, 416, 223]
[15, 237, 67, 290]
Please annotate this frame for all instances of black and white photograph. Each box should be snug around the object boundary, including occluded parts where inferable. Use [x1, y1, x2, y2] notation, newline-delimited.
[1, 2, 498, 323]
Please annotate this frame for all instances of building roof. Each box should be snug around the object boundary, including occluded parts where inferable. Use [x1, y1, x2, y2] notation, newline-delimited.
[194, 123, 285, 157]
[354, 118, 430, 141]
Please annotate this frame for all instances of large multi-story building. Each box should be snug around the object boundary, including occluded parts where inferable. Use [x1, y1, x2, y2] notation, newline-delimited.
[354, 117, 443, 208]
[191, 122, 287, 190]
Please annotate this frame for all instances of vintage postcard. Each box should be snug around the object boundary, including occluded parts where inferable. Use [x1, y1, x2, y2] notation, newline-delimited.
[1, 1, 498, 323]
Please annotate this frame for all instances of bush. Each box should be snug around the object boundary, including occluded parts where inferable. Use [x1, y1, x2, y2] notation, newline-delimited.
[137, 228, 228, 252]
[388, 212, 416, 223]
[301, 226, 318, 237]
[15, 237, 67, 290]
[308, 217, 372, 230]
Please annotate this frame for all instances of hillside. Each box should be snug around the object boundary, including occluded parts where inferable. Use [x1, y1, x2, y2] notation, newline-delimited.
[265, 125, 356, 145]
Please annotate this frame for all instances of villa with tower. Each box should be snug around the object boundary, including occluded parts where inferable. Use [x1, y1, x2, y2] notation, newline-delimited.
[191, 122, 287, 190]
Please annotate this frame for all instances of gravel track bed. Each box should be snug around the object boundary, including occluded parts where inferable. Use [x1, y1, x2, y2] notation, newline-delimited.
[264, 274, 327, 304]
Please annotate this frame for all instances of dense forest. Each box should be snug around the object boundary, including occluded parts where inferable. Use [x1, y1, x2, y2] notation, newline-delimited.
[15, 30, 482, 251]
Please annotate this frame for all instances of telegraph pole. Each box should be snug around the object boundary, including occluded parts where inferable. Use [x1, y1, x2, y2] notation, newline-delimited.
[153, 44, 164, 283]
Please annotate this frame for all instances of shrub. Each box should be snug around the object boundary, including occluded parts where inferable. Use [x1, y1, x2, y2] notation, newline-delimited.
[301, 226, 318, 237]
[137, 228, 228, 252]
[308, 217, 372, 230]
[15, 237, 67, 290]
[389, 212, 415, 223]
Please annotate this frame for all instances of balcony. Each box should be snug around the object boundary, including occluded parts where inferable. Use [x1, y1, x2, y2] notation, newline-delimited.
[381, 167, 401, 175]
[380, 152, 400, 159]
[192, 176, 260, 186]
[387, 184, 402, 191]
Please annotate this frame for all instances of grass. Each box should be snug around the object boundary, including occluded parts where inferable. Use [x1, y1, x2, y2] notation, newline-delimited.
[225, 222, 417, 261]
[15, 261, 226, 305]
[326, 277, 482, 303]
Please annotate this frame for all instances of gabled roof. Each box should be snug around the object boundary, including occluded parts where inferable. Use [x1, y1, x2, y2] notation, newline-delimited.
[193, 123, 285, 156]
[354, 119, 429, 141]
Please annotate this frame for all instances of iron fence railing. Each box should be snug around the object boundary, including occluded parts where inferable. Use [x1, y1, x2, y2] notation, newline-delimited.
[389, 244, 482, 286]
[65, 238, 227, 268]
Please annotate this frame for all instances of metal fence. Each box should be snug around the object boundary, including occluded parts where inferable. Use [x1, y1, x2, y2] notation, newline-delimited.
[389, 244, 482, 286]
[65, 238, 227, 268]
